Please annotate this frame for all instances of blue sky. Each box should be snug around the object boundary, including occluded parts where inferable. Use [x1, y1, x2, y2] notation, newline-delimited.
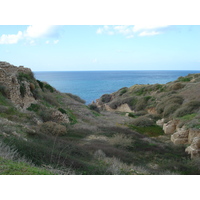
[0, 25, 200, 71]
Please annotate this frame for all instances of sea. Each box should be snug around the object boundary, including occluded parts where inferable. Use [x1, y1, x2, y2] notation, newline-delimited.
[34, 70, 200, 105]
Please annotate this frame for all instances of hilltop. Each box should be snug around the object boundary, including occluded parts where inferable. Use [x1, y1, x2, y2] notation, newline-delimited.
[0, 62, 200, 175]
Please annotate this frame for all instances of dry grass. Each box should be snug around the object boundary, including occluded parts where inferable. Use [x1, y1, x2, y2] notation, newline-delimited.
[108, 133, 133, 148]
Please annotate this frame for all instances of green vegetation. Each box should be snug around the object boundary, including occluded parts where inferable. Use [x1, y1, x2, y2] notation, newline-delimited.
[44, 83, 54, 92]
[0, 157, 53, 175]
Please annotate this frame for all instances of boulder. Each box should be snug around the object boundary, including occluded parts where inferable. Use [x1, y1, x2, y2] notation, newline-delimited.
[188, 129, 200, 144]
[185, 137, 200, 158]
[171, 127, 189, 145]
[156, 118, 165, 127]
[163, 120, 177, 134]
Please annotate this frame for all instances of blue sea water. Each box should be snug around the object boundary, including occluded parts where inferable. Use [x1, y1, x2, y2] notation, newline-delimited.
[34, 70, 200, 105]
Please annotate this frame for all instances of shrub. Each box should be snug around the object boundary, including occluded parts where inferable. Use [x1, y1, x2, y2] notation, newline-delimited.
[44, 83, 54, 93]
[88, 104, 99, 112]
[39, 121, 67, 136]
[37, 80, 44, 90]
[17, 72, 35, 82]
[20, 83, 26, 97]
[29, 83, 35, 92]
[178, 76, 191, 82]
[174, 101, 200, 118]
[101, 94, 112, 103]
[27, 104, 40, 112]
[119, 88, 128, 96]
[131, 116, 154, 127]
[66, 93, 86, 104]
[58, 108, 67, 114]
[170, 83, 185, 90]
[0, 85, 7, 97]
[108, 134, 133, 148]
[42, 93, 60, 107]
[163, 103, 181, 117]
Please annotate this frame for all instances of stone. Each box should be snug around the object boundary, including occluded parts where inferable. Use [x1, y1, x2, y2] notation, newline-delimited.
[188, 129, 200, 144]
[156, 118, 165, 127]
[163, 120, 177, 134]
[171, 128, 189, 145]
[185, 137, 200, 158]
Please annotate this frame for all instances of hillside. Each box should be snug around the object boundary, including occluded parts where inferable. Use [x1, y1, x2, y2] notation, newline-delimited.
[0, 61, 200, 175]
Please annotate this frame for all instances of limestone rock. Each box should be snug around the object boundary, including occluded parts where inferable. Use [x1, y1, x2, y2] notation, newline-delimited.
[171, 128, 189, 145]
[104, 103, 133, 113]
[185, 137, 200, 158]
[188, 129, 200, 144]
[163, 120, 178, 134]
[156, 118, 165, 127]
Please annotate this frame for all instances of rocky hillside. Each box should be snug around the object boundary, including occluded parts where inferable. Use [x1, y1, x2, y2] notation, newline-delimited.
[1, 61, 200, 175]
[93, 73, 200, 158]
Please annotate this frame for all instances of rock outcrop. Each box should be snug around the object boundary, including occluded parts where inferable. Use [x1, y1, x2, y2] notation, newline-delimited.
[0, 62, 36, 109]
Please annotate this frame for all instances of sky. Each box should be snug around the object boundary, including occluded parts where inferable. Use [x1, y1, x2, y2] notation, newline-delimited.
[0, 25, 200, 71]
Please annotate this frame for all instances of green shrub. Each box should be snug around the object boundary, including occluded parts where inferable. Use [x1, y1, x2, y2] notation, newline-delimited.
[44, 83, 54, 93]
[101, 94, 112, 103]
[58, 108, 67, 114]
[0, 85, 7, 97]
[37, 80, 44, 90]
[20, 83, 26, 97]
[88, 104, 99, 113]
[178, 76, 191, 82]
[42, 93, 60, 107]
[27, 104, 40, 112]
[17, 72, 35, 82]
[119, 88, 128, 96]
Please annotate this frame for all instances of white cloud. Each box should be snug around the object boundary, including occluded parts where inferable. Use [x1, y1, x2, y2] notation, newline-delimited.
[0, 25, 61, 45]
[133, 25, 169, 32]
[25, 25, 59, 38]
[45, 40, 50, 44]
[139, 31, 161, 36]
[0, 31, 23, 44]
[96, 25, 170, 38]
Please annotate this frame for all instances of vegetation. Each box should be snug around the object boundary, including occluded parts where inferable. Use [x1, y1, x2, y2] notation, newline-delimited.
[1, 66, 200, 175]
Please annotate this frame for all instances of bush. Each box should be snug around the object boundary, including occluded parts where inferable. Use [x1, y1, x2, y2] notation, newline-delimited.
[163, 103, 181, 117]
[66, 93, 86, 104]
[20, 83, 26, 97]
[17, 72, 35, 82]
[174, 101, 200, 118]
[27, 104, 40, 112]
[108, 134, 133, 148]
[131, 116, 154, 127]
[44, 83, 54, 93]
[170, 83, 185, 90]
[0, 85, 8, 97]
[37, 80, 44, 90]
[101, 94, 112, 103]
[40, 121, 67, 136]
[42, 93, 60, 107]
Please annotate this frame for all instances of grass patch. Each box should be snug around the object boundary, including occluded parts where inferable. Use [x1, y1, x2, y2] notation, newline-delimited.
[0, 157, 53, 175]
[179, 113, 197, 121]
[129, 125, 164, 137]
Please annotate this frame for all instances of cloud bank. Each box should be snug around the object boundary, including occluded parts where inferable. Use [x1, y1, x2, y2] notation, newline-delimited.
[0, 25, 61, 45]
[96, 25, 170, 38]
